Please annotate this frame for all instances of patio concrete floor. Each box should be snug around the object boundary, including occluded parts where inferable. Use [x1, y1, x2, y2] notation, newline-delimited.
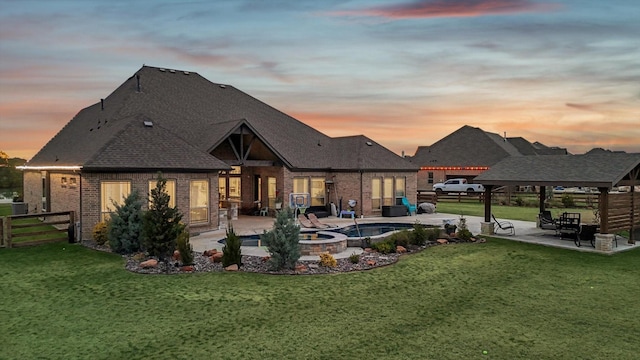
[190, 212, 639, 260]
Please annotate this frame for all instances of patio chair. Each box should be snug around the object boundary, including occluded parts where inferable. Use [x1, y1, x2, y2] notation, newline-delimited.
[401, 197, 417, 216]
[492, 214, 515, 236]
[297, 214, 315, 228]
[538, 210, 557, 231]
[575, 224, 597, 248]
[307, 213, 329, 228]
[259, 206, 269, 216]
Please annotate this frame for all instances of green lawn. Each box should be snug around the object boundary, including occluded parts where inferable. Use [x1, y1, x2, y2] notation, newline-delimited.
[436, 202, 596, 223]
[1, 241, 639, 359]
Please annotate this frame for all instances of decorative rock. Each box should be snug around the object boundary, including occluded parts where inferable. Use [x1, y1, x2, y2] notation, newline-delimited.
[366, 260, 376, 266]
[396, 245, 407, 253]
[478, 238, 487, 243]
[261, 256, 271, 263]
[203, 249, 218, 257]
[364, 248, 373, 253]
[224, 264, 238, 271]
[437, 239, 449, 244]
[211, 252, 224, 262]
[140, 259, 158, 268]
[295, 264, 307, 272]
[308, 263, 319, 269]
[180, 265, 194, 272]
[172, 250, 180, 261]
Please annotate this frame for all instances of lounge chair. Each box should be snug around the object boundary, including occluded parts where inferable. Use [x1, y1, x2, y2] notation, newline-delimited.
[307, 213, 329, 228]
[492, 214, 515, 235]
[297, 214, 315, 228]
[538, 210, 557, 231]
[401, 197, 417, 216]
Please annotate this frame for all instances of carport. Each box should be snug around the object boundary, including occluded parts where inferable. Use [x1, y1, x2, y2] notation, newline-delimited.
[474, 153, 640, 250]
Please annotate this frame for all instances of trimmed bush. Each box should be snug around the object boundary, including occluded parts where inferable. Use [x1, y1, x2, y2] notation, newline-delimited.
[261, 208, 301, 270]
[176, 230, 194, 265]
[349, 252, 360, 264]
[391, 230, 411, 248]
[319, 252, 337, 268]
[92, 221, 109, 245]
[222, 225, 242, 268]
[561, 194, 575, 208]
[411, 222, 428, 246]
[426, 227, 440, 242]
[108, 190, 144, 254]
[372, 240, 395, 254]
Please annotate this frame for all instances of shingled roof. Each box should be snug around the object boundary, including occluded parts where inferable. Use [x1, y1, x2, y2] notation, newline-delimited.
[474, 153, 640, 188]
[409, 125, 568, 167]
[27, 66, 416, 172]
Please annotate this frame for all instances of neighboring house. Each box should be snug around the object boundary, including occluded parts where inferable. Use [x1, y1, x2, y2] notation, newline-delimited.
[408, 125, 567, 191]
[21, 66, 417, 240]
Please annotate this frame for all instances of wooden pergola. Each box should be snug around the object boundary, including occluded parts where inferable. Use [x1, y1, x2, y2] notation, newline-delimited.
[474, 153, 640, 243]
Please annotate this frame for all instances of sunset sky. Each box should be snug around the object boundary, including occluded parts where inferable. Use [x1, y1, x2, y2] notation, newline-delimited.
[1, 0, 639, 160]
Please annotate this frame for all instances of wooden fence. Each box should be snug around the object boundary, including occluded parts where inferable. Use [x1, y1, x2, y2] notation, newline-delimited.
[418, 190, 600, 208]
[607, 192, 639, 235]
[0, 211, 75, 248]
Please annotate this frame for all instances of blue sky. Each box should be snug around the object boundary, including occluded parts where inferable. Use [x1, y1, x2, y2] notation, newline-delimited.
[1, 0, 639, 160]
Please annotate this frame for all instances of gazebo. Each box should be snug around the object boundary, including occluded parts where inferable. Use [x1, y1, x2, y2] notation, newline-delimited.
[474, 153, 640, 250]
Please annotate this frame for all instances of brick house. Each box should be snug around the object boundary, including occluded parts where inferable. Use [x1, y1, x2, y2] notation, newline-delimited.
[21, 66, 417, 240]
[408, 125, 567, 191]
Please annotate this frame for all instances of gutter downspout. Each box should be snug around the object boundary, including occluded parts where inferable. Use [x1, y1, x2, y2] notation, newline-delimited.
[360, 170, 364, 218]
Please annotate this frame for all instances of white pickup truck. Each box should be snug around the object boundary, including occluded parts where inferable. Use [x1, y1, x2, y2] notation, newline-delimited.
[432, 178, 484, 194]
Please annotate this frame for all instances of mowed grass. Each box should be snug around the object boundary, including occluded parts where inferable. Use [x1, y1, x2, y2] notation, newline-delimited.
[2, 240, 639, 359]
[436, 202, 596, 223]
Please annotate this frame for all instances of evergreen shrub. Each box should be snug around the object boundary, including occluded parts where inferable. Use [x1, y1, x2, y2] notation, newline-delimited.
[176, 230, 194, 265]
[261, 208, 300, 270]
[143, 174, 185, 264]
[222, 225, 242, 267]
[108, 190, 144, 254]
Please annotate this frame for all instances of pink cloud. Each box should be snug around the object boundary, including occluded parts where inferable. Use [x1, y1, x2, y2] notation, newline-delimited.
[329, 0, 560, 19]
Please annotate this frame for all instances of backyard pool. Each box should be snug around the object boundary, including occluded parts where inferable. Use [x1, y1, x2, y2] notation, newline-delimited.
[218, 222, 431, 255]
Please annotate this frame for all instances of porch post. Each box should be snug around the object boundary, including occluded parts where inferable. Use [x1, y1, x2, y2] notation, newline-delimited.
[481, 185, 494, 235]
[598, 187, 609, 234]
[539, 186, 546, 213]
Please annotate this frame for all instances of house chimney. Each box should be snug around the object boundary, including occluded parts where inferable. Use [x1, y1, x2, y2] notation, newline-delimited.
[136, 74, 141, 92]
[100, 98, 104, 111]
[504, 131, 507, 142]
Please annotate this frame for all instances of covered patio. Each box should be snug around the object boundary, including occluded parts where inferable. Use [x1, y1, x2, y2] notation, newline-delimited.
[475, 153, 640, 252]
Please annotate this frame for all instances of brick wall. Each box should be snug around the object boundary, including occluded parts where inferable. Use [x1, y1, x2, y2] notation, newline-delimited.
[80, 171, 219, 241]
[23, 171, 42, 213]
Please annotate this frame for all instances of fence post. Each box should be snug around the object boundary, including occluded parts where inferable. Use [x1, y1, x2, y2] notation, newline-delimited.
[4, 216, 11, 248]
[69, 211, 76, 243]
[0, 217, 4, 247]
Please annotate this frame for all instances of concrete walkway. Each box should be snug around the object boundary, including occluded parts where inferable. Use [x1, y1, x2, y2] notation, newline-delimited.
[190, 212, 639, 259]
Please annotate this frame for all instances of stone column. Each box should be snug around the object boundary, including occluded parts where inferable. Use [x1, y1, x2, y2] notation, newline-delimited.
[594, 233, 614, 252]
[481, 222, 495, 235]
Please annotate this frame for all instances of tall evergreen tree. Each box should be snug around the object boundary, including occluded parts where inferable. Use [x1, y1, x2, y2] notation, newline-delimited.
[143, 174, 185, 264]
[108, 190, 144, 254]
[261, 208, 300, 270]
